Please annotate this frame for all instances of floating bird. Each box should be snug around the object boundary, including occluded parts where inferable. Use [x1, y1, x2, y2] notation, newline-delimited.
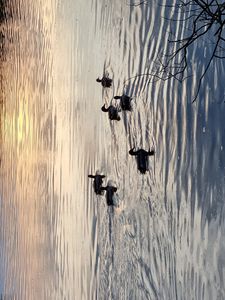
[101, 104, 121, 121]
[88, 172, 105, 195]
[101, 185, 118, 206]
[96, 76, 112, 88]
[129, 148, 155, 174]
[114, 94, 132, 111]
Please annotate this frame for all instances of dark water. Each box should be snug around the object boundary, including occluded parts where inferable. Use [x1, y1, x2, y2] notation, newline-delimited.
[0, 0, 225, 299]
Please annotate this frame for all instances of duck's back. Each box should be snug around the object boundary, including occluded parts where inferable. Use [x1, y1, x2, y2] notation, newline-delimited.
[101, 77, 112, 87]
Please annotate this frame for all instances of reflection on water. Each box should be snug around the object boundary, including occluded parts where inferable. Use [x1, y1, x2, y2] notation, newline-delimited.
[0, 0, 57, 298]
[0, 0, 225, 299]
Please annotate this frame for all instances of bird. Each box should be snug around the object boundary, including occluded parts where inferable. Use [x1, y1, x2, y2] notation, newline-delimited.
[101, 104, 121, 121]
[101, 185, 118, 206]
[114, 94, 132, 111]
[88, 172, 105, 194]
[96, 76, 112, 88]
[129, 147, 155, 174]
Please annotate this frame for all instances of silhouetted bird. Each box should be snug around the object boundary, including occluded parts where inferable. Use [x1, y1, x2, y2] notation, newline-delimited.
[96, 76, 112, 88]
[88, 173, 105, 195]
[129, 148, 155, 174]
[114, 94, 132, 111]
[101, 104, 121, 121]
[101, 185, 118, 206]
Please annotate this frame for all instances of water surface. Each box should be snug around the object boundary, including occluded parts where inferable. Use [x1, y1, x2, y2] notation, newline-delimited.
[0, 0, 225, 299]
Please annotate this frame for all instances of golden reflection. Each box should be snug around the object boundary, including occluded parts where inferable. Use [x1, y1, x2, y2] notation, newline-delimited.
[1, 0, 56, 298]
[1, 94, 54, 298]
[3, 103, 33, 147]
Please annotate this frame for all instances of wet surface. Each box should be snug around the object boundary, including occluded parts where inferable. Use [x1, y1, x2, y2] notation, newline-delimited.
[0, 0, 225, 299]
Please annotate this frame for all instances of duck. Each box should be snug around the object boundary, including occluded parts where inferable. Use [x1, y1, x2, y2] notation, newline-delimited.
[114, 94, 132, 111]
[101, 185, 118, 206]
[101, 104, 121, 121]
[96, 76, 112, 88]
[88, 172, 105, 195]
[129, 147, 155, 174]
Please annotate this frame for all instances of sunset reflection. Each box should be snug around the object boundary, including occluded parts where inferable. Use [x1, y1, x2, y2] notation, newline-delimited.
[1, 0, 225, 299]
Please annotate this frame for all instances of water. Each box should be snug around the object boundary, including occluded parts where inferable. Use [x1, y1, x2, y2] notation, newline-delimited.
[0, 0, 225, 299]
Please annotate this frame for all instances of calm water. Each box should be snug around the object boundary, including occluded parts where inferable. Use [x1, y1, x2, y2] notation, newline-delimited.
[0, 0, 225, 299]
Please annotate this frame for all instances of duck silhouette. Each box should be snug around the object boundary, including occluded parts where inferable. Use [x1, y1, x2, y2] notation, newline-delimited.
[96, 76, 112, 88]
[88, 172, 105, 195]
[129, 148, 155, 174]
[101, 104, 121, 121]
[101, 185, 118, 206]
[114, 94, 132, 111]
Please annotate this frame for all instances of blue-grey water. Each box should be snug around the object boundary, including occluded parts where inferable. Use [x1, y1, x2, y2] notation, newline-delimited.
[0, 0, 225, 299]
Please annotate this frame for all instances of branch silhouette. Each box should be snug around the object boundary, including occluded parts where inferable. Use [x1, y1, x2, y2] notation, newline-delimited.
[128, 0, 225, 101]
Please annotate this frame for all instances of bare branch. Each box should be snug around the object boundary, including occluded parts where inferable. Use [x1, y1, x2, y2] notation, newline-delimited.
[127, 0, 225, 101]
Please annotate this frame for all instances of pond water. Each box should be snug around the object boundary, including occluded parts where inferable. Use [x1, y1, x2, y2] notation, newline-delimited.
[0, 0, 225, 299]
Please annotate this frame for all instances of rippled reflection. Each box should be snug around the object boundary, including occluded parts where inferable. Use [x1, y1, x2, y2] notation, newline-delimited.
[0, 0, 225, 299]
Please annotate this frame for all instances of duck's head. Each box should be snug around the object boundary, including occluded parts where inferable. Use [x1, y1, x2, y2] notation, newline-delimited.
[96, 78, 102, 82]
[101, 104, 109, 112]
